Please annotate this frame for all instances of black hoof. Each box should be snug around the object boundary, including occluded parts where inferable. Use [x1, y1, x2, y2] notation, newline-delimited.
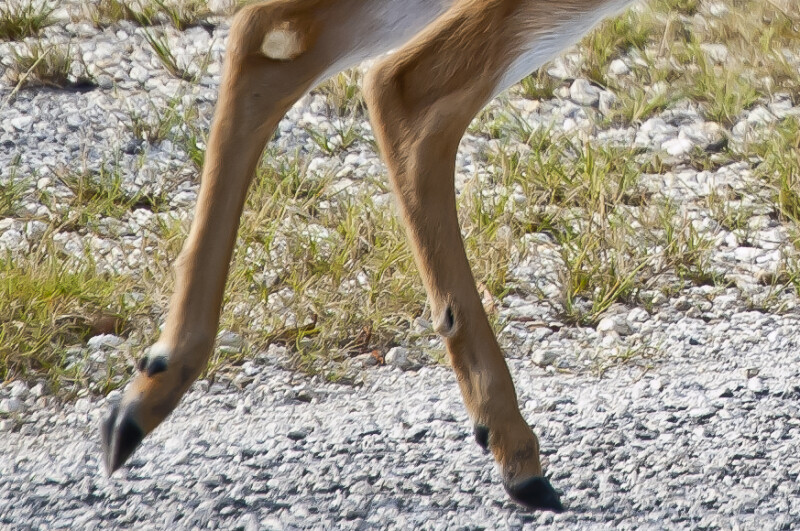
[101, 404, 144, 474]
[504, 476, 564, 512]
[137, 355, 168, 377]
[474, 425, 489, 452]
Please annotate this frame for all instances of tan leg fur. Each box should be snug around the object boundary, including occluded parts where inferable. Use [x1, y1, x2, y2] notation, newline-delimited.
[103, 0, 638, 511]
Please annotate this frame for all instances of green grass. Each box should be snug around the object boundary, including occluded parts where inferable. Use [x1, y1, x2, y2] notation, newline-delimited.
[142, 28, 196, 81]
[519, 70, 561, 101]
[153, 0, 212, 31]
[315, 69, 366, 117]
[216, 152, 427, 373]
[0, 1, 53, 41]
[580, 10, 653, 87]
[54, 166, 169, 232]
[89, 0, 159, 28]
[88, 0, 212, 29]
[7, 42, 79, 90]
[0, 248, 144, 394]
[0, 162, 26, 217]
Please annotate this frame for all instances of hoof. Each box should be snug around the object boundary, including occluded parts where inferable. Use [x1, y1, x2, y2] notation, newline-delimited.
[101, 403, 144, 474]
[136, 354, 168, 377]
[504, 476, 564, 512]
[473, 425, 489, 452]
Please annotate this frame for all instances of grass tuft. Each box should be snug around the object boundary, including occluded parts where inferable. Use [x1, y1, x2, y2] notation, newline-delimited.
[0, 1, 53, 41]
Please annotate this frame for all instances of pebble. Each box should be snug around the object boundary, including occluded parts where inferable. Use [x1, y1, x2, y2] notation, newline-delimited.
[597, 316, 633, 336]
[0, 398, 22, 414]
[86, 334, 125, 349]
[10, 116, 33, 130]
[608, 59, 630, 75]
[747, 377, 765, 394]
[569, 78, 600, 106]
[218, 330, 244, 352]
[532, 349, 558, 367]
[385, 347, 412, 370]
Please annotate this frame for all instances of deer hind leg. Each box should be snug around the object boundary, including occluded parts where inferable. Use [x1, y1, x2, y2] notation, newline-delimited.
[364, 1, 574, 511]
[101, 0, 451, 474]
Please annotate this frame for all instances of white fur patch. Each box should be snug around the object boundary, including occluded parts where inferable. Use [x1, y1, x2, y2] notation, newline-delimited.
[261, 26, 303, 60]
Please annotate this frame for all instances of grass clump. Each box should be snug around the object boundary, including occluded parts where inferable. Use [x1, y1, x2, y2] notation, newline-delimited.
[153, 0, 212, 31]
[0, 165, 27, 217]
[0, 250, 139, 393]
[142, 28, 197, 81]
[6, 42, 87, 90]
[0, 1, 53, 41]
[127, 93, 207, 168]
[54, 166, 168, 233]
[752, 116, 800, 224]
[315, 69, 366, 116]
[89, 0, 159, 27]
[219, 152, 427, 370]
[89, 0, 212, 30]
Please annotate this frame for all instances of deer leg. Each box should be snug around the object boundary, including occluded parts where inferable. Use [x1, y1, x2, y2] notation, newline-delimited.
[101, 0, 450, 473]
[364, 1, 563, 511]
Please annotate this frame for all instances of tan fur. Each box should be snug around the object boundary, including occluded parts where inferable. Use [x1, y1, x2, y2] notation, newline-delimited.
[106, 0, 638, 507]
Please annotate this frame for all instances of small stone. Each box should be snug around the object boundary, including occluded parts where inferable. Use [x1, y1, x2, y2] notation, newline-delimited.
[74, 398, 91, 413]
[569, 78, 600, 106]
[708, 2, 729, 16]
[129, 65, 149, 83]
[218, 330, 243, 352]
[598, 91, 617, 115]
[354, 353, 378, 367]
[9, 381, 28, 399]
[747, 106, 775, 126]
[608, 59, 630, 75]
[713, 386, 734, 398]
[164, 437, 182, 453]
[744, 367, 760, 378]
[86, 334, 125, 349]
[627, 308, 650, 323]
[733, 247, 760, 263]
[233, 373, 255, 390]
[96, 75, 113, 89]
[688, 407, 716, 421]
[122, 139, 144, 155]
[700, 43, 729, 63]
[596, 316, 632, 336]
[11, 116, 33, 130]
[650, 292, 668, 305]
[0, 397, 22, 414]
[239, 513, 260, 531]
[674, 297, 692, 311]
[288, 429, 307, 441]
[413, 317, 432, 333]
[532, 350, 558, 368]
[747, 377, 765, 394]
[385, 347, 411, 370]
[662, 136, 694, 157]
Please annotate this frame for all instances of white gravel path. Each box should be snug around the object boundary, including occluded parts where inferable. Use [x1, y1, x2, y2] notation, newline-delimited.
[2, 308, 800, 530]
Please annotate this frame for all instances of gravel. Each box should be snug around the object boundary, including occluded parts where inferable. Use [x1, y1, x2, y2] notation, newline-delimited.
[2, 314, 800, 529]
[2, 2, 800, 529]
